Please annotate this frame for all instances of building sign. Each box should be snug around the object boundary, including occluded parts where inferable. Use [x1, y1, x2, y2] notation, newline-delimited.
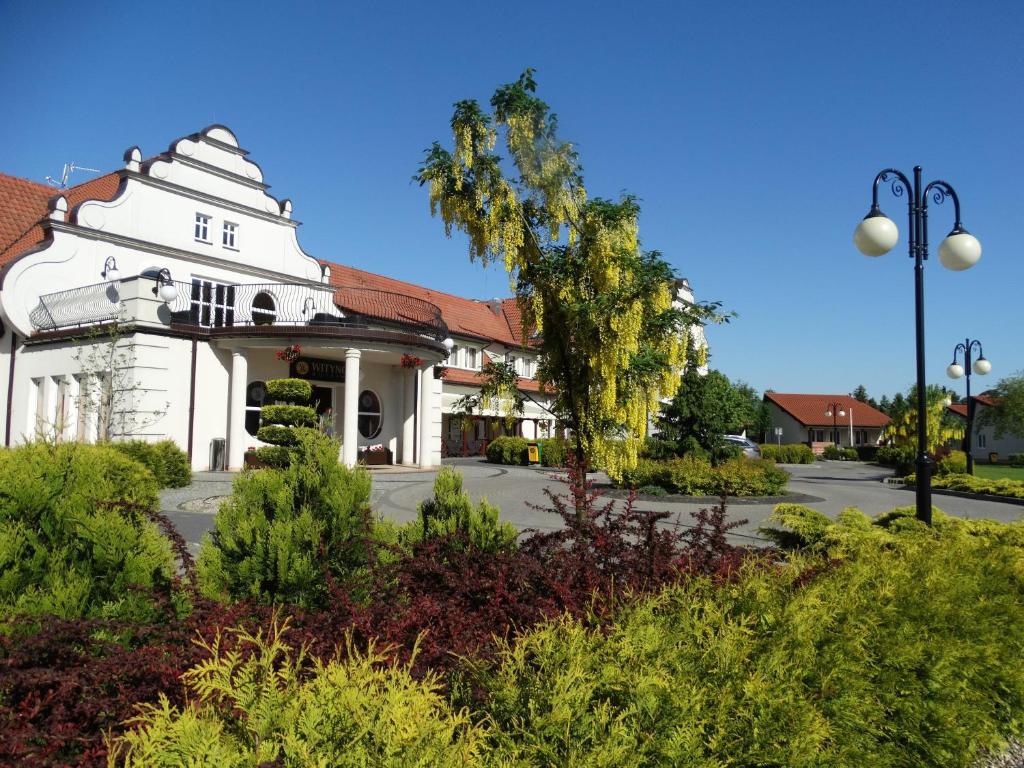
[290, 356, 345, 383]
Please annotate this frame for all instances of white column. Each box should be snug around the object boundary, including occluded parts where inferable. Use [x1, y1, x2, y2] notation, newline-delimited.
[401, 367, 416, 465]
[419, 364, 435, 468]
[227, 348, 248, 471]
[342, 348, 360, 467]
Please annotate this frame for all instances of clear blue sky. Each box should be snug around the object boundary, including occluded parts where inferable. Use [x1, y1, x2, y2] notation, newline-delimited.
[2, 0, 1021, 402]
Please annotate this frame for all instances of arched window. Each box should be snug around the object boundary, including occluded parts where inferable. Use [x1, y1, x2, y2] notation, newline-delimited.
[245, 380, 266, 436]
[252, 292, 276, 325]
[357, 389, 382, 439]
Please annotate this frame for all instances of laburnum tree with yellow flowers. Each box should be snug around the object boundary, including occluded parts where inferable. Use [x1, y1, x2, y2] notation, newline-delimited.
[885, 384, 963, 453]
[416, 70, 722, 479]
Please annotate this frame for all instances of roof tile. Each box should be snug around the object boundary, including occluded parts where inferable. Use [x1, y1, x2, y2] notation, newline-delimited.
[764, 392, 890, 428]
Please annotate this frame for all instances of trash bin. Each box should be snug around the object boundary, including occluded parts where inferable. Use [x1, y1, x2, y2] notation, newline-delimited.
[527, 442, 540, 464]
[210, 438, 227, 471]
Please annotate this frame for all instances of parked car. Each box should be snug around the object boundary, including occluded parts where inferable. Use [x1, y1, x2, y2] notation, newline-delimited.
[722, 435, 762, 459]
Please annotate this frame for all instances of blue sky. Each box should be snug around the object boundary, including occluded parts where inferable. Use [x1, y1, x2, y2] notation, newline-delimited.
[2, 0, 1021, 402]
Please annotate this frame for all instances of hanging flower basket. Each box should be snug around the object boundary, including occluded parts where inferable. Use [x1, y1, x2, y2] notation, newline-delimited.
[276, 344, 302, 364]
[400, 354, 422, 369]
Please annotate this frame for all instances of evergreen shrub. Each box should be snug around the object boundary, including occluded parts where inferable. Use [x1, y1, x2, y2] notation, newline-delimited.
[937, 449, 967, 475]
[197, 429, 372, 608]
[619, 456, 788, 496]
[538, 436, 568, 467]
[1009, 453, 1024, 467]
[411, 467, 518, 554]
[254, 378, 318, 467]
[0, 442, 175, 623]
[856, 444, 879, 461]
[471, 506, 1024, 767]
[264, 378, 313, 403]
[485, 436, 529, 465]
[876, 444, 916, 475]
[821, 444, 844, 460]
[260, 404, 317, 427]
[842, 447, 858, 461]
[109, 619, 488, 767]
[760, 443, 815, 464]
[921, 473, 1024, 499]
[640, 437, 679, 460]
[109, 440, 192, 488]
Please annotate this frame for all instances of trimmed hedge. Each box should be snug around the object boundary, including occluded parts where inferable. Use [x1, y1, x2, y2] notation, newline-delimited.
[486, 436, 529, 465]
[821, 445, 857, 461]
[539, 437, 568, 467]
[876, 444, 916, 475]
[109, 439, 192, 488]
[0, 442, 176, 623]
[620, 455, 789, 496]
[1010, 453, 1024, 468]
[760, 443, 815, 464]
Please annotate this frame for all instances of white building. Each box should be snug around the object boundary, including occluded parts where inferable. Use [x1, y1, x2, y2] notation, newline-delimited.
[0, 125, 556, 470]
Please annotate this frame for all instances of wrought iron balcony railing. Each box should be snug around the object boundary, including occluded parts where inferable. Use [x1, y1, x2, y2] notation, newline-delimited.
[30, 276, 449, 342]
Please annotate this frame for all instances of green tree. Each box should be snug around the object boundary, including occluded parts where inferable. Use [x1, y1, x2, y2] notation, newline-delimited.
[658, 362, 752, 453]
[976, 371, 1024, 438]
[417, 70, 721, 479]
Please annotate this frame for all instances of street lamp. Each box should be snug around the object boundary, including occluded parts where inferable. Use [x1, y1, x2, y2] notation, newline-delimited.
[947, 338, 991, 474]
[825, 401, 846, 448]
[854, 166, 981, 524]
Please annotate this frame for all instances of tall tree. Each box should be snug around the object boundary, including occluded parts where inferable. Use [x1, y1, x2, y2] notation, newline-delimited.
[976, 372, 1024, 438]
[884, 384, 961, 453]
[417, 70, 721, 476]
[851, 385, 869, 403]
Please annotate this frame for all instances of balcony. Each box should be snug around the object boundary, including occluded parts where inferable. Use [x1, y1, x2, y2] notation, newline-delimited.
[29, 275, 449, 343]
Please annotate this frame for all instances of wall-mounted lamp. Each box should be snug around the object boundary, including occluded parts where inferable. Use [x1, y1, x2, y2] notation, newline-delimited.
[101, 256, 120, 282]
[442, 337, 455, 357]
[151, 268, 178, 303]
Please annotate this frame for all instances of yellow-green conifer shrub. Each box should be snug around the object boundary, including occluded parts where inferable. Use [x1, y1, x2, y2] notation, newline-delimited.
[472, 506, 1024, 767]
[0, 442, 175, 623]
[108, 619, 490, 767]
[197, 429, 372, 608]
[410, 466, 518, 553]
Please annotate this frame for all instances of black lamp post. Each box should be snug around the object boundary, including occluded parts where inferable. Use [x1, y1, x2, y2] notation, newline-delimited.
[825, 401, 845, 448]
[946, 338, 991, 475]
[854, 166, 982, 525]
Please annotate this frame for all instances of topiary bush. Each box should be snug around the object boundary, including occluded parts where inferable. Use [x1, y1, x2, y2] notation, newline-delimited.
[254, 378, 317, 466]
[485, 435, 529, 465]
[0, 442, 177, 623]
[197, 429, 373, 608]
[760, 443, 815, 464]
[109, 439, 192, 488]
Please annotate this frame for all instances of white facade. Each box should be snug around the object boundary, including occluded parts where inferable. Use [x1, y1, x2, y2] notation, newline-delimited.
[0, 126, 452, 470]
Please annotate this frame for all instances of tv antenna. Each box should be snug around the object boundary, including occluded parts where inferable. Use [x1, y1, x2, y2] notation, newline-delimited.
[46, 162, 101, 188]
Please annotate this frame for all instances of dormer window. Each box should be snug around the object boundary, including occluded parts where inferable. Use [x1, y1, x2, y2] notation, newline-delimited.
[222, 221, 238, 249]
[195, 213, 211, 243]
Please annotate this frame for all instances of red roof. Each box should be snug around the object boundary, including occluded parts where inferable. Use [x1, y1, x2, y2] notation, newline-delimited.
[0, 171, 122, 267]
[764, 392, 890, 428]
[948, 403, 968, 418]
[442, 366, 546, 394]
[975, 393, 998, 408]
[325, 261, 531, 349]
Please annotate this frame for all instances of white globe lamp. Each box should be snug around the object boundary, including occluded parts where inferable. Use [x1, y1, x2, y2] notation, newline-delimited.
[938, 230, 981, 271]
[853, 211, 899, 257]
[946, 363, 965, 379]
[972, 357, 991, 375]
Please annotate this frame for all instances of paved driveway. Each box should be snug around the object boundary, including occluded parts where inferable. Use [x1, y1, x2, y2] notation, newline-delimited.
[161, 459, 1024, 557]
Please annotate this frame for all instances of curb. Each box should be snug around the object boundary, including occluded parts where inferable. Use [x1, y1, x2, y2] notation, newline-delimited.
[899, 485, 1024, 508]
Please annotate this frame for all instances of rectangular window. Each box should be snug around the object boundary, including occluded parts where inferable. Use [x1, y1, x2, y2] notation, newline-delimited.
[222, 221, 238, 249]
[195, 213, 211, 242]
[75, 375, 90, 442]
[465, 348, 478, 369]
[978, 433, 987, 449]
[54, 377, 70, 442]
[31, 377, 45, 438]
[507, 354, 517, 373]
[190, 278, 236, 327]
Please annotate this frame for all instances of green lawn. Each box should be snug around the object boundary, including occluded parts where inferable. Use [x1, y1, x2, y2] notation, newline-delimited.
[975, 464, 1024, 481]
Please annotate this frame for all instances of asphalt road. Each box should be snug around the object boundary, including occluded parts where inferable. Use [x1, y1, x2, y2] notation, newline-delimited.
[161, 459, 1024, 557]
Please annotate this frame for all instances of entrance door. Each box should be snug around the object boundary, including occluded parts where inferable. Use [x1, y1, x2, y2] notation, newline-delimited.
[310, 385, 333, 436]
